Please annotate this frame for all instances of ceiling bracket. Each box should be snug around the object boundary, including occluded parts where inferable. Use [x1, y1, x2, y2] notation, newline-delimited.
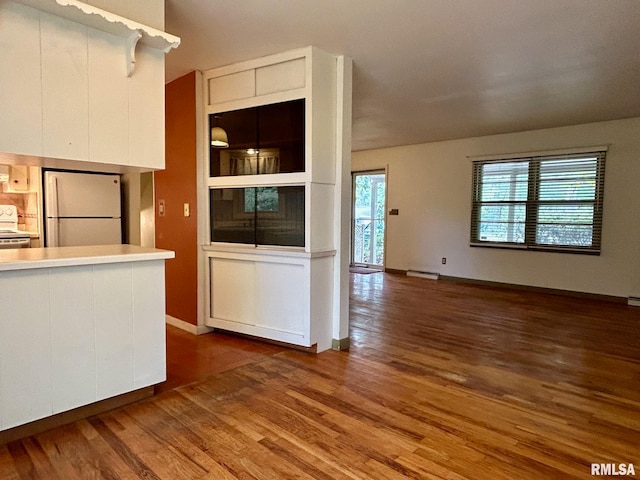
[126, 30, 143, 77]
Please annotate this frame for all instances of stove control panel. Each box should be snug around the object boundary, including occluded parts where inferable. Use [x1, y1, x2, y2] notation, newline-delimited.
[0, 205, 18, 220]
[0, 205, 18, 225]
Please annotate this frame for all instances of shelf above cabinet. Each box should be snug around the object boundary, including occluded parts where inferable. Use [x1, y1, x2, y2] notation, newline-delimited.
[17, 0, 180, 75]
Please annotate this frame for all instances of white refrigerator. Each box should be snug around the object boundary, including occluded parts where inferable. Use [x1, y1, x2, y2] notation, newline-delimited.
[44, 171, 122, 247]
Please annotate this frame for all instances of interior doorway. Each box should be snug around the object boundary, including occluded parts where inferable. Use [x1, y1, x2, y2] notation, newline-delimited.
[352, 170, 386, 269]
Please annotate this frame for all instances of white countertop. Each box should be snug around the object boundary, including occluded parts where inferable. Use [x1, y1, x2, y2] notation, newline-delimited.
[0, 244, 175, 271]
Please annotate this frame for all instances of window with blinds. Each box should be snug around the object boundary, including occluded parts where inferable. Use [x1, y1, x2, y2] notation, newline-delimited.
[470, 149, 606, 254]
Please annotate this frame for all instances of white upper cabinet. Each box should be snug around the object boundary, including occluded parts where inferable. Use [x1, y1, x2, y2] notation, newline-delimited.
[204, 47, 340, 252]
[0, 0, 179, 171]
[0, 2, 43, 157]
[40, 12, 90, 160]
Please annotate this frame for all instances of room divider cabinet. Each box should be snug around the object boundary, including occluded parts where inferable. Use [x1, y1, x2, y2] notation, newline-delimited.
[201, 47, 352, 352]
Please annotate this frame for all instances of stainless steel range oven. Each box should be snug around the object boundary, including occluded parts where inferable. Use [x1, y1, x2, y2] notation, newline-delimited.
[0, 204, 31, 249]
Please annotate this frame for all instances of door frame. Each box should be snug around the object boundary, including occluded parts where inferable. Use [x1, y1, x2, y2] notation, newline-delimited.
[351, 168, 388, 270]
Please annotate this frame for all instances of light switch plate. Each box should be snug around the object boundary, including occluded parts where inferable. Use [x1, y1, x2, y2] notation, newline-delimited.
[183, 203, 190, 217]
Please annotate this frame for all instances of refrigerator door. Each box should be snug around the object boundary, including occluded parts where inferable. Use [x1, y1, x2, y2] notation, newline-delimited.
[45, 171, 121, 218]
[47, 218, 122, 247]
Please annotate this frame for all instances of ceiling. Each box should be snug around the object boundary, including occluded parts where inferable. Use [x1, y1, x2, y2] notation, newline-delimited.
[164, 0, 640, 152]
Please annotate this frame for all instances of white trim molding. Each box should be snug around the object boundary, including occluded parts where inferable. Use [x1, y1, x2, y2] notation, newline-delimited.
[166, 315, 214, 335]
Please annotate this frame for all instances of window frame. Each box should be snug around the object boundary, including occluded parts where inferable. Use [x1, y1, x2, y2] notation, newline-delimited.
[470, 148, 607, 255]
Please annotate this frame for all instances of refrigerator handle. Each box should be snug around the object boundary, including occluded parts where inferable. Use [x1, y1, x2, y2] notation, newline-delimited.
[47, 175, 59, 218]
[47, 218, 59, 247]
[47, 175, 60, 247]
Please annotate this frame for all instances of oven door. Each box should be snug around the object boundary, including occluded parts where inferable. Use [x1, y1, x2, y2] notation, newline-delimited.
[0, 232, 30, 249]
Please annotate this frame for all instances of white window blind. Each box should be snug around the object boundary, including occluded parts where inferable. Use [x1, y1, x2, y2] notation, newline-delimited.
[470, 150, 606, 254]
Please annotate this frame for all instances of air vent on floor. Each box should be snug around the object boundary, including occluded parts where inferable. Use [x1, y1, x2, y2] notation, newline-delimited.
[628, 296, 640, 307]
[406, 270, 439, 280]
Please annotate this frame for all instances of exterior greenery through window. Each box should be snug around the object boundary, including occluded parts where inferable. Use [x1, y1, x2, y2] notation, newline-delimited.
[245, 187, 279, 212]
[470, 149, 606, 254]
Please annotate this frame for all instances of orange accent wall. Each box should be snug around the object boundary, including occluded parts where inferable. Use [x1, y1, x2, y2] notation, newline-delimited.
[155, 71, 198, 325]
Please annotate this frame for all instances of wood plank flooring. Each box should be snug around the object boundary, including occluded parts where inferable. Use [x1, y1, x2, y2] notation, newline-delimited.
[159, 325, 287, 393]
[2, 273, 639, 479]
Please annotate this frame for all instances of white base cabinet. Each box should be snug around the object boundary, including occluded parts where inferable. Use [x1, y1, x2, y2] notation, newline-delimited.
[206, 248, 334, 352]
[0, 252, 169, 432]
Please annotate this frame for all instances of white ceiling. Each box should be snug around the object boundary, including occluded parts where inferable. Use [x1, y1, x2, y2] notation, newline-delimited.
[164, 0, 640, 152]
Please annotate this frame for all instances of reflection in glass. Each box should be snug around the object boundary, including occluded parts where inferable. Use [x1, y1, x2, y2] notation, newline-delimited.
[210, 186, 305, 247]
[210, 99, 305, 177]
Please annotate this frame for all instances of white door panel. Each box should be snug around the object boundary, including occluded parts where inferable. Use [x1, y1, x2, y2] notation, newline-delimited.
[54, 218, 122, 246]
[45, 171, 121, 218]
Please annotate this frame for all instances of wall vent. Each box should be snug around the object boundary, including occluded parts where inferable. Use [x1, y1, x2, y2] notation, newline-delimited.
[628, 296, 640, 307]
[406, 270, 439, 280]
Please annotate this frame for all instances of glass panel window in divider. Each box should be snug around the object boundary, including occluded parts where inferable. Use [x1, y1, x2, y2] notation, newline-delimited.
[210, 186, 305, 247]
[210, 99, 305, 177]
[255, 186, 305, 247]
[209, 188, 256, 244]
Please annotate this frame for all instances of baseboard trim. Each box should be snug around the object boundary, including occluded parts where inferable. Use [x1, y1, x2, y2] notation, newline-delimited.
[384, 268, 407, 275]
[439, 275, 627, 304]
[379, 269, 624, 304]
[0, 387, 154, 445]
[166, 315, 214, 335]
[332, 337, 350, 351]
[213, 328, 317, 353]
[627, 296, 640, 307]
[407, 270, 440, 280]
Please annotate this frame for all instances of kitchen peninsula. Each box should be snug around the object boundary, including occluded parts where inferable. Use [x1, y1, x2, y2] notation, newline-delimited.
[0, 244, 174, 441]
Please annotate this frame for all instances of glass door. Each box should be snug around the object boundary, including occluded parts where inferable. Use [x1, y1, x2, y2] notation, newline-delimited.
[352, 171, 386, 268]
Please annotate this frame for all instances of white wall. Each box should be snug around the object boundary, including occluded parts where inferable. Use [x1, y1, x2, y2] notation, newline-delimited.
[352, 117, 640, 298]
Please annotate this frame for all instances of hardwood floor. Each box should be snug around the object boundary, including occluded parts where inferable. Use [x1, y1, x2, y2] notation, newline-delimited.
[2, 273, 639, 479]
[159, 326, 287, 393]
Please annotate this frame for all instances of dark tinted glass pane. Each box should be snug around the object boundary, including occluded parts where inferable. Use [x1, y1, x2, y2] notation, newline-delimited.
[259, 99, 305, 174]
[255, 186, 305, 247]
[209, 188, 255, 244]
[210, 108, 258, 177]
[209, 99, 305, 177]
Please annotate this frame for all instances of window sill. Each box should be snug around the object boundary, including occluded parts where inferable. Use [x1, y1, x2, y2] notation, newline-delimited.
[470, 242, 600, 255]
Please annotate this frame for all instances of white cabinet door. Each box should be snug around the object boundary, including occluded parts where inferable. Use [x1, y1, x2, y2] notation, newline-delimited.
[132, 261, 167, 388]
[50, 267, 97, 413]
[88, 29, 129, 165]
[0, 270, 52, 429]
[40, 13, 90, 161]
[255, 262, 307, 335]
[129, 44, 165, 169]
[210, 258, 256, 325]
[0, 2, 43, 156]
[6, 166, 30, 193]
[209, 255, 311, 346]
[94, 263, 135, 401]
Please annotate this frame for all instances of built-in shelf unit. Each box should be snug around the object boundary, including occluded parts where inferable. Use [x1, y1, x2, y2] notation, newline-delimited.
[200, 47, 352, 352]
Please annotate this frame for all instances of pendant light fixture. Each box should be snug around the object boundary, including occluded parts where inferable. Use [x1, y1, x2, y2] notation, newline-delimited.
[210, 115, 229, 148]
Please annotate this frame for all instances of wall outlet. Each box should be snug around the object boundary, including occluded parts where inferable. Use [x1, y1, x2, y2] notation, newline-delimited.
[158, 199, 165, 217]
[441, 257, 447, 264]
